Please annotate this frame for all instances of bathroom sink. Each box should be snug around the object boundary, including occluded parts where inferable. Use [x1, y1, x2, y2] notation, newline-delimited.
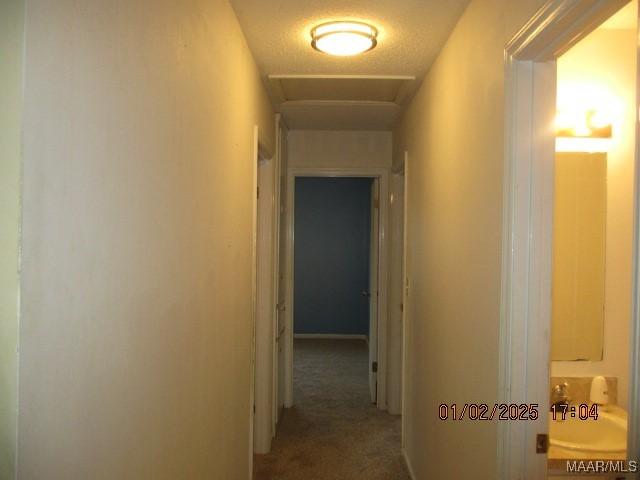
[549, 406, 627, 454]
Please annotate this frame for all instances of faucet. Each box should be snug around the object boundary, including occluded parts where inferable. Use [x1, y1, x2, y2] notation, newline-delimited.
[550, 382, 570, 410]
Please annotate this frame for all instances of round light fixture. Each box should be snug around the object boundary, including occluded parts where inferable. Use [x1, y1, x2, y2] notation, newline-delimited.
[311, 21, 378, 56]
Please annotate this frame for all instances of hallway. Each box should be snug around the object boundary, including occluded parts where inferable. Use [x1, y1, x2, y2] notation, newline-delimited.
[8, 0, 638, 478]
[254, 339, 409, 480]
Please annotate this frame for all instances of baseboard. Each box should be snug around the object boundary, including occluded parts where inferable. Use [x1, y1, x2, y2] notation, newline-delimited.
[293, 334, 368, 341]
[403, 449, 416, 480]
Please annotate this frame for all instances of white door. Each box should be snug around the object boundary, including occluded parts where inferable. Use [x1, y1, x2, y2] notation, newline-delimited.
[275, 148, 287, 422]
[369, 178, 380, 403]
[254, 155, 275, 454]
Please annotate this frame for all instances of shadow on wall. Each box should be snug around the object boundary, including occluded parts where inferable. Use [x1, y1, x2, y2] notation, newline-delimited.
[294, 177, 372, 335]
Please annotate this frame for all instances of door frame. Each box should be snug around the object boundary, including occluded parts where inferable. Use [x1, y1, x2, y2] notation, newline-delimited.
[387, 151, 406, 418]
[250, 125, 276, 468]
[498, 1, 639, 478]
[368, 177, 381, 403]
[253, 145, 276, 455]
[283, 167, 390, 409]
[272, 115, 287, 431]
[397, 151, 409, 443]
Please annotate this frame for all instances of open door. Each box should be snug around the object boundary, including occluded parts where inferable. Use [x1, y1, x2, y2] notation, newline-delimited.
[369, 178, 380, 404]
[275, 122, 288, 422]
[499, 2, 640, 478]
[254, 152, 276, 455]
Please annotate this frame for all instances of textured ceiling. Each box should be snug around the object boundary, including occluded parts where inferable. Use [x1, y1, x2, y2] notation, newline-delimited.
[230, 0, 470, 130]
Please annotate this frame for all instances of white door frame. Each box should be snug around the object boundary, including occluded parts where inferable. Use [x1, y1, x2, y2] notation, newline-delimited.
[254, 147, 276, 455]
[272, 115, 287, 431]
[368, 177, 381, 403]
[397, 151, 409, 444]
[249, 126, 258, 478]
[386, 156, 406, 416]
[498, 1, 638, 478]
[284, 167, 390, 409]
[250, 125, 276, 470]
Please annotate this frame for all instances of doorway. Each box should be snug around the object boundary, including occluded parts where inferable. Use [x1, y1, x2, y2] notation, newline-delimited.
[253, 168, 410, 480]
[547, 5, 636, 475]
[292, 176, 378, 400]
[251, 124, 280, 461]
[499, 1, 640, 478]
[282, 168, 390, 410]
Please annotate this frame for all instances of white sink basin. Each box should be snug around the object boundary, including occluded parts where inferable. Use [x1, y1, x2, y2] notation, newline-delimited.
[549, 406, 627, 454]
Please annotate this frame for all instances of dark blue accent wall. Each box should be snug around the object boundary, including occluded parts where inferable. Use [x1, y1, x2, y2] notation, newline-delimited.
[294, 177, 372, 335]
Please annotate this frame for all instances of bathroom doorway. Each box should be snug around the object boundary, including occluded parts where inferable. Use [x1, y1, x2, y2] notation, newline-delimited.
[499, 0, 640, 478]
[546, 4, 637, 476]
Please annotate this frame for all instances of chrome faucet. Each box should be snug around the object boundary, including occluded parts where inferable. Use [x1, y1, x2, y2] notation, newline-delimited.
[550, 382, 570, 409]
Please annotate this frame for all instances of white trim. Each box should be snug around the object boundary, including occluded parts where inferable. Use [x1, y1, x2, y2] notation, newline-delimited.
[293, 334, 368, 342]
[253, 148, 275, 455]
[386, 158, 405, 416]
[402, 449, 416, 480]
[250, 125, 277, 468]
[368, 177, 381, 404]
[629, 0, 640, 464]
[274, 117, 290, 417]
[499, 56, 556, 480]
[248, 126, 259, 479]
[498, 1, 634, 479]
[400, 151, 409, 444]
[271, 115, 283, 436]
[284, 166, 390, 410]
[283, 168, 295, 409]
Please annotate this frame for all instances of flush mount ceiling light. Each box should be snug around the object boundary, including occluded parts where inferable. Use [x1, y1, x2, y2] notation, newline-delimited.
[311, 21, 378, 56]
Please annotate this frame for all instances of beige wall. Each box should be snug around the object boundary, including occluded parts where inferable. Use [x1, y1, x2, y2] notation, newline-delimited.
[0, 0, 24, 478]
[393, 0, 547, 477]
[18, 0, 274, 478]
[551, 27, 636, 410]
[288, 130, 392, 169]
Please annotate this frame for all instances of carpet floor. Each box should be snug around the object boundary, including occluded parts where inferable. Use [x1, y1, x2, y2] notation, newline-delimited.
[253, 339, 411, 480]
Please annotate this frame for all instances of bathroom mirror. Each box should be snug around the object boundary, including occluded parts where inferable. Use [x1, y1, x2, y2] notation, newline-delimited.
[551, 152, 606, 361]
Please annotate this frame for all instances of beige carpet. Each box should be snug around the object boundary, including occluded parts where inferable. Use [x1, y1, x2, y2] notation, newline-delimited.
[254, 339, 411, 480]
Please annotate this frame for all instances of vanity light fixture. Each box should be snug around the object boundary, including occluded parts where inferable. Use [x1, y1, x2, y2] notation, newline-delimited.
[555, 109, 612, 138]
[310, 21, 378, 56]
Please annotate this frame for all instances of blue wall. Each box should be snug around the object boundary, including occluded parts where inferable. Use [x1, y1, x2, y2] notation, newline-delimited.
[294, 177, 372, 335]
